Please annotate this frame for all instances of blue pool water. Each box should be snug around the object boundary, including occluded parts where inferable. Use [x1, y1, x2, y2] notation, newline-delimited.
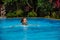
[0, 18, 60, 40]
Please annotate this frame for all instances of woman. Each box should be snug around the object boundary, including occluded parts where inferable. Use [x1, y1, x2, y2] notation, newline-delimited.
[21, 17, 27, 25]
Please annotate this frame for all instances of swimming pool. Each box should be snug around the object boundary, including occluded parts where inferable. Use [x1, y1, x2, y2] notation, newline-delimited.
[0, 18, 60, 40]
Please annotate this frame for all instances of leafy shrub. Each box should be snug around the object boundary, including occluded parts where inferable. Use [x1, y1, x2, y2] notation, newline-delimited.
[28, 10, 37, 17]
[16, 9, 23, 17]
[6, 11, 16, 17]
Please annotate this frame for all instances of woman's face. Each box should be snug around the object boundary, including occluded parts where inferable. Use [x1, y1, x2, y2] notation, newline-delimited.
[23, 18, 27, 23]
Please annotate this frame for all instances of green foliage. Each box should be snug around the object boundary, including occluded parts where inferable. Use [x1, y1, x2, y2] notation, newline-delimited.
[16, 9, 23, 17]
[6, 11, 16, 17]
[51, 12, 56, 18]
[6, 9, 24, 17]
[55, 11, 60, 19]
[2, 0, 60, 19]
[22, 0, 28, 5]
[37, 0, 43, 7]
[2, 0, 13, 5]
[28, 10, 37, 17]
[38, 0, 52, 11]
[45, 15, 50, 18]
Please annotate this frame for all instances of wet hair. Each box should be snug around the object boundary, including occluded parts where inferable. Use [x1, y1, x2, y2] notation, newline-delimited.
[21, 18, 23, 23]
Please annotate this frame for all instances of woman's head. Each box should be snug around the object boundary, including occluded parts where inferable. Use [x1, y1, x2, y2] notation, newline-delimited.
[21, 17, 27, 24]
